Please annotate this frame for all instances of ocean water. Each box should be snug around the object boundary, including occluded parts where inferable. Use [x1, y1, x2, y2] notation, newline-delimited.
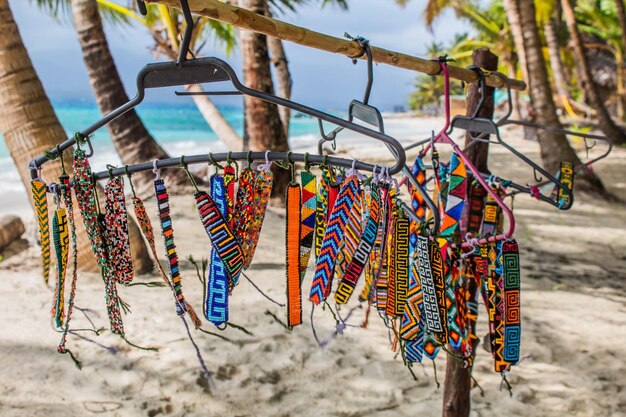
[0, 100, 322, 191]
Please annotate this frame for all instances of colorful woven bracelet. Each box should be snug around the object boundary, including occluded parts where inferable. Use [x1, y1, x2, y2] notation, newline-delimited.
[203, 174, 231, 325]
[31, 178, 51, 284]
[502, 239, 521, 364]
[286, 181, 302, 327]
[243, 169, 272, 269]
[299, 171, 316, 281]
[57, 174, 79, 354]
[314, 168, 329, 260]
[104, 177, 134, 285]
[51, 204, 68, 329]
[335, 183, 381, 305]
[335, 184, 362, 282]
[440, 153, 467, 238]
[309, 174, 360, 305]
[232, 167, 255, 258]
[388, 213, 409, 317]
[154, 178, 188, 315]
[195, 189, 245, 283]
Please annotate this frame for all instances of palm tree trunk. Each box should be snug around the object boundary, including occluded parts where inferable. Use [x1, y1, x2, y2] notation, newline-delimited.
[238, 0, 290, 198]
[0, 0, 151, 272]
[502, 0, 529, 87]
[516, 0, 606, 194]
[544, 17, 570, 101]
[614, 0, 626, 120]
[71, 0, 190, 195]
[561, 0, 626, 145]
[268, 36, 292, 138]
[185, 84, 243, 150]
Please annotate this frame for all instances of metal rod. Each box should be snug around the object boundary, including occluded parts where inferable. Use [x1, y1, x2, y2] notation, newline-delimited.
[175, 91, 242, 96]
[92, 151, 424, 224]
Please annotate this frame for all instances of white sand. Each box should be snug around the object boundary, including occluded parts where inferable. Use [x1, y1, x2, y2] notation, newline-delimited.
[1, 120, 625, 416]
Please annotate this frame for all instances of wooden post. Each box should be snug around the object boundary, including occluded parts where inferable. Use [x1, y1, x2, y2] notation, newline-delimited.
[441, 48, 498, 417]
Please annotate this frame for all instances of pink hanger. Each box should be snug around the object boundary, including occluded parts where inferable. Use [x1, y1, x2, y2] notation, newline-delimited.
[418, 61, 515, 248]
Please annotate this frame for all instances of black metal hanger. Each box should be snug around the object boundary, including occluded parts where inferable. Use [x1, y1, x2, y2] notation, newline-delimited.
[29, 1, 408, 182]
[446, 67, 575, 209]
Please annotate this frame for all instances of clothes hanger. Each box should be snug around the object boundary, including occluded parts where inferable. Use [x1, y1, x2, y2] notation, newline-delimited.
[490, 70, 613, 183]
[447, 67, 574, 210]
[313, 37, 441, 234]
[29, 0, 406, 182]
[417, 60, 516, 248]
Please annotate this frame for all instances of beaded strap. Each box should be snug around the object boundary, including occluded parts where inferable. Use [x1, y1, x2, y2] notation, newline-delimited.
[402, 263, 425, 363]
[57, 175, 79, 354]
[299, 171, 317, 281]
[502, 239, 521, 364]
[204, 175, 230, 325]
[309, 175, 360, 304]
[360, 185, 389, 303]
[491, 241, 509, 372]
[132, 196, 167, 282]
[73, 149, 124, 335]
[430, 240, 448, 344]
[440, 153, 467, 238]
[104, 177, 134, 284]
[154, 178, 187, 315]
[98, 215, 125, 336]
[388, 215, 409, 317]
[335, 182, 362, 281]
[557, 161, 574, 207]
[375, 188, 394, 311]
[51, 207, 68, 329]
[223, 165, 236, 228]
[286, 182, 302, 327]
[195, 190, 245, 283]
[335, 184, 381, 304]
[384, 205, 397, 314]
[462, 258, 480, 367]
[314, 168, 329, 259]
[233, 167, 255, 254]
[31, 179, 51, 284]
[243, 170, 272, 268]
[445, 252, 462, 349]
[409, 156, 426, 259]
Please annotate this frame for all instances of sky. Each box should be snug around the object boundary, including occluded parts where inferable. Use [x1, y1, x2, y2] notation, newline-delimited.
[9, 0, 474, 111]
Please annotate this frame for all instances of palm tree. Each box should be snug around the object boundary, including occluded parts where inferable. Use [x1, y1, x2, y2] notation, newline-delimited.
[577, 0, 626, 120]
[33, 0, 243, 160]
[238, 0, 290, 196]
[561, 0, 626, 145]
[0, 0, 151, 272]
[516, 0, 606, 193]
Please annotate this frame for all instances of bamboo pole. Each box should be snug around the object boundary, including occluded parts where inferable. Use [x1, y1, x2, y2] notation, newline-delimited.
[146, 0, 526, 91]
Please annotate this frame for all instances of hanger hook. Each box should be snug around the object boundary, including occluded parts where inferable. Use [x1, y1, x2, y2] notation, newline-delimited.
[106, 164, 115, 179]
[177, 0, 194, 66]
[152, 159, 161, 179]
[467, 65, 487, 119]
[533, 168, 543, 183]
[246, 150, 253, 167]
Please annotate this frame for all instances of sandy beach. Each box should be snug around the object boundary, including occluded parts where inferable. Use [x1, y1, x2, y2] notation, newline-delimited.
[0, 120, 625, 417]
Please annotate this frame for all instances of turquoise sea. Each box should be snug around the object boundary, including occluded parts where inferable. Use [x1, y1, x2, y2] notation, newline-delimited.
[0, 99, 322, 191]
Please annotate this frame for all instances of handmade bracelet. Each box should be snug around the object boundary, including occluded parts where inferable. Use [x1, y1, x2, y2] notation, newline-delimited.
[223, 164, 236, 229]
[31, 178, 50, 284]
[73, 149, 124, 335]
[462, 257, 480, 368]
[401, 262, 425, 363]
[409, 156, 426, 257]
[310, 174, 360, 304]
[232, 166, 255, 259]
[382, 197, 396, 314]
[502, 239, 521, 364]
[286, 181, 302, 327]
[387, 212, 409, 317]
[440, 153, 467, 238]
[360, 184, 389, 303]
[335, 183, 381, 304]
[314, 167, 330, 260]
[335, 180, 362, 281]
[195, 189, 245, 283]
[154, 177, 188, 315]
[203, 174, 230, 325]
[51, 199, 68, 329]
[445, 250, 462, 349]
[243, 168, 272, 269]
[299, 171, 316, 281]
[491, 241, 509, 372]
[56, 173, 79, 355]
[104, 177, 134, 284]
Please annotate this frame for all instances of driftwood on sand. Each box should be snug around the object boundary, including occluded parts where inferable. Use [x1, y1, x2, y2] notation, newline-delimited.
[0, 215, 25, 251]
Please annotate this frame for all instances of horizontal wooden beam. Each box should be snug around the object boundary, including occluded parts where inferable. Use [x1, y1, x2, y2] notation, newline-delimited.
[147, 0, 526, 91]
